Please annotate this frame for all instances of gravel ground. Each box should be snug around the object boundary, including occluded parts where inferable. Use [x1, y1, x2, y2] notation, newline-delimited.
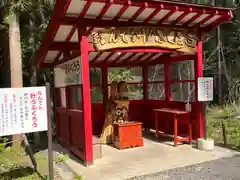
[128, 154, 240, 180]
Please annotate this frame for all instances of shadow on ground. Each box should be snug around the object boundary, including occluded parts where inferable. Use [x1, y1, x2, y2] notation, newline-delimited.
[142, 129, 189, 147]
[0, 166, 42, 180]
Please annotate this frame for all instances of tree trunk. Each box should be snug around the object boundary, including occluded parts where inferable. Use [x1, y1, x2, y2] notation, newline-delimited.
[9, 14, 23, 146]
[221, 120, 227, 146]
[8, 14, 37, 170]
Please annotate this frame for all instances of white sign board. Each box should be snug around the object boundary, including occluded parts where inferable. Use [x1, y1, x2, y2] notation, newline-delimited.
[54, 57, 82, 87]
[0, 87, 48, 136]
[198, 77, 214, 101]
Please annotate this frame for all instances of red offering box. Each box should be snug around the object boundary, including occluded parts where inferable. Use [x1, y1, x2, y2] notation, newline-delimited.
[113, 121, 143, 149]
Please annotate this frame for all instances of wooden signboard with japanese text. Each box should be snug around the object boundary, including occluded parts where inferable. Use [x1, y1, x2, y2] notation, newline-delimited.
[92, 27, 199, 53]
[54, 57, 82, 87]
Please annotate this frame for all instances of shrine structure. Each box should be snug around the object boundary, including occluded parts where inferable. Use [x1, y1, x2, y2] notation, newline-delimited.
[35, 0, 233, 165]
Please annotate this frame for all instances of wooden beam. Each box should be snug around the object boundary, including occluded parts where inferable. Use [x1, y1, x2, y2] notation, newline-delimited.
[129, 2, 148, 22]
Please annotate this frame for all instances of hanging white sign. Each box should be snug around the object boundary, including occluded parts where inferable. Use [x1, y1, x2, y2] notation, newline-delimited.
[54, 57, 82, 87]
[198, 77, 214, 101]
[0, 87, 48, 136]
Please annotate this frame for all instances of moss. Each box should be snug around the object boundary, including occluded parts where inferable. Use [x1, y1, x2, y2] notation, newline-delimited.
[55, 153, 69, 164]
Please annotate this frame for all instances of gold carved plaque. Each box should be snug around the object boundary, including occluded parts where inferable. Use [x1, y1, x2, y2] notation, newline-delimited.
[92, 27, 198, 53]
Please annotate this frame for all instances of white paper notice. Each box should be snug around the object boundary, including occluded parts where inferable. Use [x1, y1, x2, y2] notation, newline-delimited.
[198, 77, 214, 102]
[0, 86, 48, 136]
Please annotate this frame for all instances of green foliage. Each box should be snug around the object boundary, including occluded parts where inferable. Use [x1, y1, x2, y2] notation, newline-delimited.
[108, 67, 144, 99]
[207, 116, 240, 148]
[55, 153, 69, 164]
[0, 147, 38, 179]
[0, 0, 54, 86]
[74, 175, 84, 180]
[108, 68, 134, 82]
[207, 104, 235, 120]
[0, 138, 7, 152]
[207, 104, 240, 148]
[90, 67, 145, 102]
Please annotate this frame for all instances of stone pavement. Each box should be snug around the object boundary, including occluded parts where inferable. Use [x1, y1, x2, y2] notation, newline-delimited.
[51, 137, 240, 180]
[128, 154, 240, 180]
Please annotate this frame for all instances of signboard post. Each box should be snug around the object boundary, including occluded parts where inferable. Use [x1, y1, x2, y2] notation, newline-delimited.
[46, 83, 54, 180]
[0, 85, 53, 179]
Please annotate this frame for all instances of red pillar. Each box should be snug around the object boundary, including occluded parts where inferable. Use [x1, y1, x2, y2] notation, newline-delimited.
[78, 27, 93, 165]
[195, 40, 204, 138]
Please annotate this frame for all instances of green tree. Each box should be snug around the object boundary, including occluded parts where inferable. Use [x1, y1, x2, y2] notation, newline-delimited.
[0, 0, 54, 146]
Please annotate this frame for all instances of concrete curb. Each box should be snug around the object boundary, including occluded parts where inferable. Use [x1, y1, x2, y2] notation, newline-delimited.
[39, 150, 78, 180]
[54, 161, 75, 180]
[62, 160, 86, 180]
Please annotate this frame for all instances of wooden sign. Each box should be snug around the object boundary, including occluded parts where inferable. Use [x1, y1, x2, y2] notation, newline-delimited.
[92, 27, 198, 53]
[54, 57, 82, 87]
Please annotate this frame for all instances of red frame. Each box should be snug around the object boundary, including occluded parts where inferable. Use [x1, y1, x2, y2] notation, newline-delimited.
[169, 60, 196, 102]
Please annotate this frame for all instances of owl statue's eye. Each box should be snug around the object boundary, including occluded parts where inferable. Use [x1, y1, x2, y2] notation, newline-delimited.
[116, 109, 121, 115]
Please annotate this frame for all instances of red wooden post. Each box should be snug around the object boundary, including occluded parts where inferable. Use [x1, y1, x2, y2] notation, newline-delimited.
[142, 66, 148, 100]
[195, 40, 204, 138]
[78, 27, 93, 166]
[174, 116, 178, 146]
